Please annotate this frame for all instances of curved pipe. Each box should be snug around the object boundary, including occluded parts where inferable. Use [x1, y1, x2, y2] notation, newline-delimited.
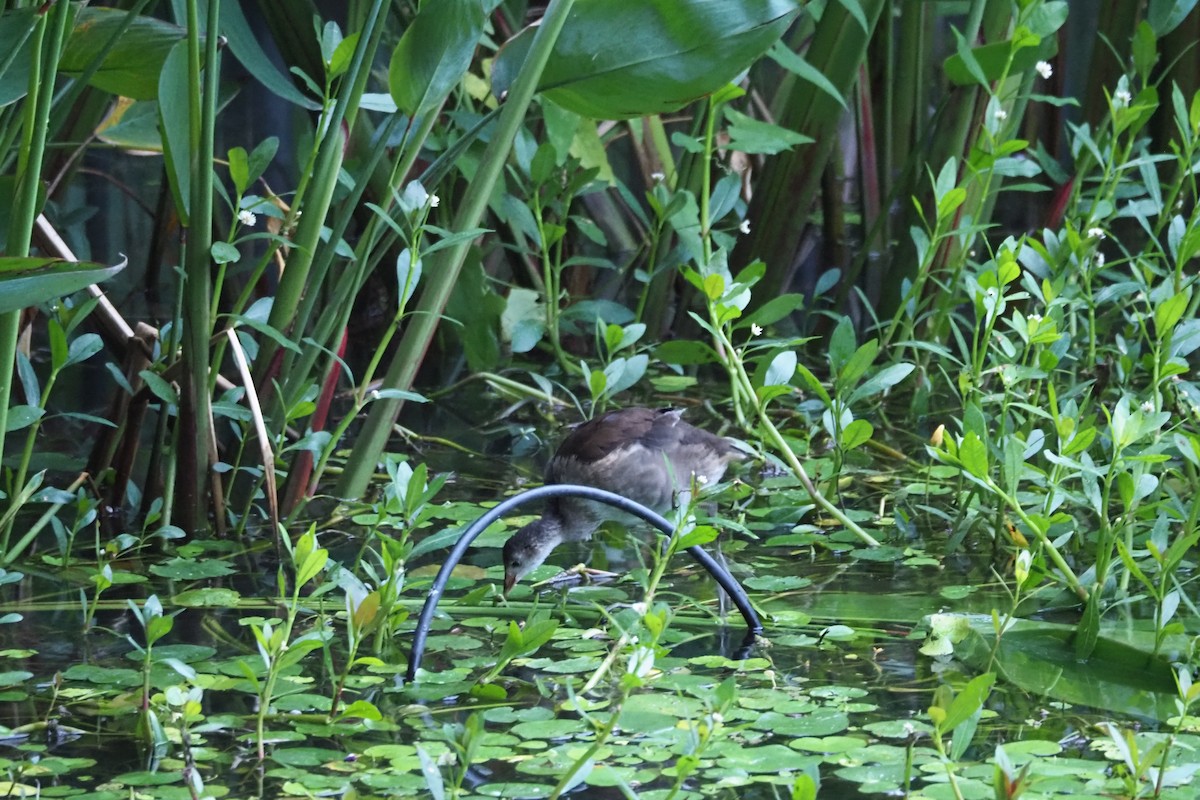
[406, 483, 762, 680]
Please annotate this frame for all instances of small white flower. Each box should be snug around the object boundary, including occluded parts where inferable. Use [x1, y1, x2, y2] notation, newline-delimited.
[1095, 253, 1106, 268]
[1135, 292, 1146, 302]
[1141, 401, 1155, 413]
[751, 323, 764, 336]
[739, 219, 751, 234]
[696, 474, 709, 485]
[630, 602, 647, 616]
[1171, 374, 1182, 383]
[1028, 313, 1042, 323]
[1115, 88, 1133, 107]
[1035, 61, 1053, 80]
[651, 171, 665, 182]
[237, 209, 257, 227]
[429, 194, 440, 208]
[1087, 227, 1106, 239]
[994, 108, 1008, 122]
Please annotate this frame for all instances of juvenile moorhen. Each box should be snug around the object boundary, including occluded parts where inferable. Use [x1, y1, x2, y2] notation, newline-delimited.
[502, 407, 745, 593]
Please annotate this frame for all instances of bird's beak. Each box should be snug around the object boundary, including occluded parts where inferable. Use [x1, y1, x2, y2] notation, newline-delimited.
[503, 572, 516, 596]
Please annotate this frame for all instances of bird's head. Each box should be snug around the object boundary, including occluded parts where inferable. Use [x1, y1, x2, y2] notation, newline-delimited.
[502, 517, 564, 595]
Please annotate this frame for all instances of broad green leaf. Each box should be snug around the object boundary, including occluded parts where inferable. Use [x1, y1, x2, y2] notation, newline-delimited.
[1148, 0, 1200, 35]
[218, 1, 318, 109]
[492, 0, 801, 119]
[0, 256, 126, 314]
[389, 0, 487, 119]
[5, 406, 43, 433]
[158, 40, 190, 224]
[0, 7, 39, 107]
[61, 7, 184, 99]
[95, 98, 162, 151]
[943, 35, 1045, 87]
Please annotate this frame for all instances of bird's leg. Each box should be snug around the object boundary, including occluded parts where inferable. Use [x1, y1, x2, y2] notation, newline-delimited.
[531, 564, 620, 590]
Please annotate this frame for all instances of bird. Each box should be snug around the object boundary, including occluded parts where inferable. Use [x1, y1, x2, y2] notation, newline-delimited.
[502, 407, 745, 594]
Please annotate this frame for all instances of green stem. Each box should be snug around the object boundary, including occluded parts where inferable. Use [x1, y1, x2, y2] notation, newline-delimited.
[1, 0, 71, 538]
[336, 0, 579, 499]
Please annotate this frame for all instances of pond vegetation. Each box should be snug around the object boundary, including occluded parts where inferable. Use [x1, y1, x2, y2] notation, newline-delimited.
[1, 0, 1200, 797]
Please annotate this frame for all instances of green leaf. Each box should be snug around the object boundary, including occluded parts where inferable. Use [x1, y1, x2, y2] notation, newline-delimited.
[5, 405, 41, 433]
[794, 363, 831, 405]
[847, 363, 914, 406]
[0, 256, 126, 314]
[389, 0, 486, 119]
[840, 419, 873, 450]
[941, 672, 995, 732]
[1148, 0, 1200, 35]
[0, 7, 39, 108]
[227, 147, 249, 197]
[172, 587, 241, 608]
[838, 340, 878, 386]
[724, 108, 812, 155]
[1132, 21, 1158, 82]
[764, 350, 797, 388]
[677, 525, 719, 549]
[768, 41, 846, 110]
[1154, 286, 1189, 335]
[1075, 590, 1101, 659]
[218, 1, 318, 109]
[943, 32, 1045, 87]
[211, 241, 241, 265]
[60, 7, 183, 99]
[65, 333, 103, 368]
[741, 293, 807, 330]
[148, 558, 235, 580]
[492, 0, 801, 119]
[959, 432, 989, 479]
[158, 40, 190, 224]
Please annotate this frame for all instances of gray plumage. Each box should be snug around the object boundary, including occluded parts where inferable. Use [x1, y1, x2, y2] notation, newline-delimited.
[502, 407, 744, 593]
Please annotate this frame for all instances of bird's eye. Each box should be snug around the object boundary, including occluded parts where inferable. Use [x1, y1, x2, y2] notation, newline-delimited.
[509, 558, 521, 568]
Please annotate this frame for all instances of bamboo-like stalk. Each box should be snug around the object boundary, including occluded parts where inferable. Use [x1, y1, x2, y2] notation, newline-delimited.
[732, 0, 887, 305]
[1, 0, 71, 531]
[252, 0, 388, 396]
[175, 0, 222, 533]
[336, 0, 580, 499]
